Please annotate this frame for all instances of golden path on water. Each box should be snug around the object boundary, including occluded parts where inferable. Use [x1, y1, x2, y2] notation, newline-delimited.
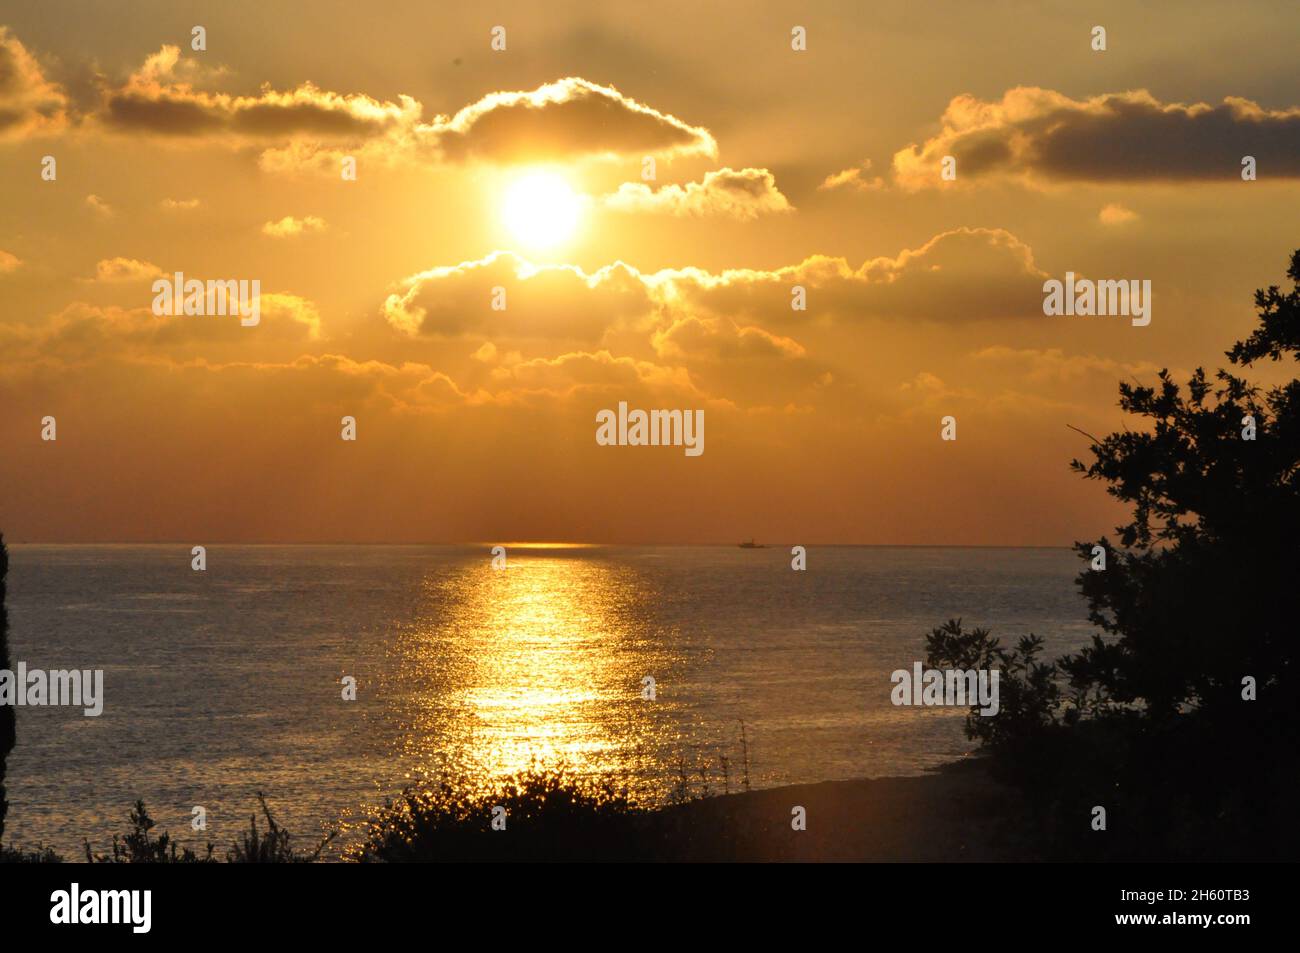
[390, 552, 684, 799]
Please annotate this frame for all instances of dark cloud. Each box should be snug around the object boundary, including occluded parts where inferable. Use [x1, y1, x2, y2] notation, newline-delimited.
[894, 88, 1300, 186]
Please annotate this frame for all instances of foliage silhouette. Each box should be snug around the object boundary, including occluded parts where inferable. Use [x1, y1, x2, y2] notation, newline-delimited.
[227, 792, 335, 862]
[82, 795, 331, 863]
[0, 843, 62, 863]
[927, 248, 1300, 860]
[85, 800, 216, 863]
[354, 765, 650, 862]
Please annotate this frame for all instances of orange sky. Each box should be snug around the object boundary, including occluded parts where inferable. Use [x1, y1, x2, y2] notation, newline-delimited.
[2, 1, 1298, 543]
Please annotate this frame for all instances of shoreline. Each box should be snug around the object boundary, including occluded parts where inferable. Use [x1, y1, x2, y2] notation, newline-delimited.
[653, 756, 1034, 862]
[4, 757, 1032, 863]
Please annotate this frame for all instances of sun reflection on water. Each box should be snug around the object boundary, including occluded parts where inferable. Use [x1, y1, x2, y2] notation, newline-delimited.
[388, 551, 683, 800]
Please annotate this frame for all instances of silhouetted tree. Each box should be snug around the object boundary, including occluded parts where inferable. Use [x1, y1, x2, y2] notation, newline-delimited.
[1068, 249, 1300, 722]
[928, 249, 1300, 859]
[0, 534, 12, 844]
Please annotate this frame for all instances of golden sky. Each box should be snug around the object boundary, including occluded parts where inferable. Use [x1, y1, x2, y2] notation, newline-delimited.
[2, 1, 1298, 544]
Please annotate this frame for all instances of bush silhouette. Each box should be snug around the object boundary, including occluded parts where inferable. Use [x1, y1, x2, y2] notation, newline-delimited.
[83, 794, 330, 863]
[227, 792, 334, 863]
[84, 800, 216, 863]
[354, 766, 650, 862]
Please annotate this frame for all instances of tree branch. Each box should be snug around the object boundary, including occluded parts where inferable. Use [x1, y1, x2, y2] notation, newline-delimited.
[1067, 423, 1103, 443]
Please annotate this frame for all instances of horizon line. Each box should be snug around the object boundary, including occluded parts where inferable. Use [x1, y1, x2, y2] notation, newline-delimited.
[2, 540, 1078, 550]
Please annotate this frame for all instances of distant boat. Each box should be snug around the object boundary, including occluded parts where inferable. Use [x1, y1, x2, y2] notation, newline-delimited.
[738, 538, 767, 549]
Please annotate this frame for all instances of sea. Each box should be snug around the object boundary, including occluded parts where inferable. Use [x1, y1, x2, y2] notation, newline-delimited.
[2, 544, 1094, 857]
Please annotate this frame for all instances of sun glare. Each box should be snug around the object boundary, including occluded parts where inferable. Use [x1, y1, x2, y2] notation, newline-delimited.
[501, 171, 582, 249]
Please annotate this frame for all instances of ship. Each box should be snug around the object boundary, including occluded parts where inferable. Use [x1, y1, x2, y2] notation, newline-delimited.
[738, 538, 767, 549]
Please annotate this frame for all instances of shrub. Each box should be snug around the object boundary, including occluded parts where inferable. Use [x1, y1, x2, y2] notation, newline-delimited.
[85, 800, 216, 863]
[227, 792, 334, 863]
[353, 766, 649, 862]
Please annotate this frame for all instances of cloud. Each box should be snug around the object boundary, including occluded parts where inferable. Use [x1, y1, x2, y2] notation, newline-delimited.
[487, 349, 697, 400]
[160, 197, 201, 210]
[648, 315, 828, 407]
[89, 257, 164, 283]
[0, 250, 20, 274]
[603, 167, 792, 219]
[262, 215, 327, 238]
[377, 228, 1047, 414]
[259, 293, 324, 339]
[1098, 202, 1138, 225]
[652, 316, 805, 362]
[5, 350, 478, 419]
[384, 251, 652, 343]
[85, 193, 114, 218]
[0, 293, 323, 364]
[971, 346, 1163, 384]
[427, 77, 717, 162]
[898, 370, 973, 408]
[0, 26, 70, 138]
[381, 249, 838, 408]
[662, 227, 1049, 324]
[260, 72, 722, 174]
[818, 160, 885, 192]
[887, 368, 1083, 425]
[98, 44, 421, 142]
[385, 228, 1048, 366]
[7, 33, 721, 171]
[892, 87, 1300, 187]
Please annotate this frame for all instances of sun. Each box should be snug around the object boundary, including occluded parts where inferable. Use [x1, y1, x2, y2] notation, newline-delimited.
[501, 171, 582, 249]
